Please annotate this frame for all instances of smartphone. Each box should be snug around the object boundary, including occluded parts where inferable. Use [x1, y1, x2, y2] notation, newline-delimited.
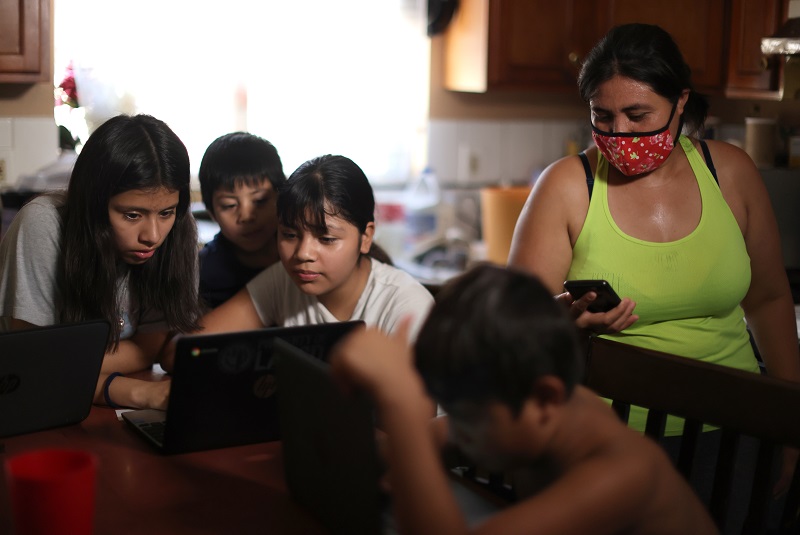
[563, 279, 622, 313]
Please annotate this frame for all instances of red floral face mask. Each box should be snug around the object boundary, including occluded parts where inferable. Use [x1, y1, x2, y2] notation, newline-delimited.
[591, 102, 679, 176]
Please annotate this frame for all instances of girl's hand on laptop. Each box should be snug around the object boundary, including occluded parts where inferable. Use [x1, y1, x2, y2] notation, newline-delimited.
[101, 375, 171, 410]
[130, 378, 171, 411]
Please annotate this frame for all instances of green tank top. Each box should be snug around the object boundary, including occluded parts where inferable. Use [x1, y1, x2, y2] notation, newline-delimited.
[568, 136, 759, 434]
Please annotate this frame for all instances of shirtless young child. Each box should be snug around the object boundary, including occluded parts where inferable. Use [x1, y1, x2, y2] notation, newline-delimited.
[330, 263, 719, 535]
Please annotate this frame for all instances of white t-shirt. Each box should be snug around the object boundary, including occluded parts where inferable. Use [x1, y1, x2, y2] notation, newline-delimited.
[246, 258, 434, 340]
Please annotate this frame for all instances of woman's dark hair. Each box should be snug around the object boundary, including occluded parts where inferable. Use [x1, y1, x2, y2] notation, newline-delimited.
[415, 264, 583, 415]
[278, 154, 392, 264]
[578, 23, 708, 136]
[198, 132, 286, 215]
[61, 114, 202, 348]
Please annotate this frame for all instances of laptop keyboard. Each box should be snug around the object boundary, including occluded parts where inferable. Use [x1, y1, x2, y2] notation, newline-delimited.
[137, 420, 166, 444]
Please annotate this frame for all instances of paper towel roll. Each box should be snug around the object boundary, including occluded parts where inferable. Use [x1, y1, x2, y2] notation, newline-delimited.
[744, 117, 777, 168]
[480, 186, 531, 265]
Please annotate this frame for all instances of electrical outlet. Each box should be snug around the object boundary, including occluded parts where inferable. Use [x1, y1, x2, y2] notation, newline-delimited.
[469, 153, 479, 174]
[0, 158, 5, 184]
[457, 144, 480, 183]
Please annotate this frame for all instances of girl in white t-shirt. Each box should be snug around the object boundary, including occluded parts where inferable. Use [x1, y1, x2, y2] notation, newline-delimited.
[163, 154, 433, 371]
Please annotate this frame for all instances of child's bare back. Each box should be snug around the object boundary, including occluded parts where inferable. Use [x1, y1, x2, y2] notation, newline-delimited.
[482, 386, 719, 535]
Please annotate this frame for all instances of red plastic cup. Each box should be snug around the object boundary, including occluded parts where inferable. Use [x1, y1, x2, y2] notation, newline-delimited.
[5, 448, 97, 535]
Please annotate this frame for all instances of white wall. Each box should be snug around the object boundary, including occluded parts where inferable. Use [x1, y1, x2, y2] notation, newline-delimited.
[427, 118, 589, 186]
[0, 117, 60, 188]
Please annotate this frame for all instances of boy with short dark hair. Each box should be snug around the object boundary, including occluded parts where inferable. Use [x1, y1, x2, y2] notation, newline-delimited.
[331, 263, 718, 535]
[198, 132, 286, 308]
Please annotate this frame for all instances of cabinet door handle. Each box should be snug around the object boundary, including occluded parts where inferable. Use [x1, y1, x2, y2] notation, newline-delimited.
[568, 52, 580, 67]
[760, 56, 769, 71]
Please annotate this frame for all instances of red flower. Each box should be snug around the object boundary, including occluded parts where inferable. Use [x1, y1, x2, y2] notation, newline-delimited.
[54, 62, 79, 108]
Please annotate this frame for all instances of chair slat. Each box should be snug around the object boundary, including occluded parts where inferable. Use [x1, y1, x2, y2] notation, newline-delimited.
[644, 409, 667, 441]
[709, 429, 739, 530]
[676, 419, 701, 479]
[741, 439, 776, 534]
[611, 400, 630, 423]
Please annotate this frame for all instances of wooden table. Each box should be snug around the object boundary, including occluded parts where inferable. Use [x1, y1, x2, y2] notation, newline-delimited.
[0, 405, 328, 535]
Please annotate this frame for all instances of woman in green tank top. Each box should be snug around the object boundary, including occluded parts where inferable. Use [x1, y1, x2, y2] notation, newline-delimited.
[508, 23, 800, 500]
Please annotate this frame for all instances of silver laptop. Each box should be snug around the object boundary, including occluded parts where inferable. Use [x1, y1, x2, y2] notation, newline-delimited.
[0, 320, 109, 437]
[122, 321, 363, 454]
[275, 338, 501, 535]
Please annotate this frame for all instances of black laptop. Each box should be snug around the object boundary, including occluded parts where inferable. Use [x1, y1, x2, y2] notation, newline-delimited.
[0, 320, 109, 438]
[122, 321, 363, 454]
[275, 338, 501, 535]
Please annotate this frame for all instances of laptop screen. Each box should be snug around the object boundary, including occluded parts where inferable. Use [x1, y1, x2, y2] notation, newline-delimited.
[124, 321, 365, 454]
[275, 337, 384, 535]
[0, 320, 109, 437]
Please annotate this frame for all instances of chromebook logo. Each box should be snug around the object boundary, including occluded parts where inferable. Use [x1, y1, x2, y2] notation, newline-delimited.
[0, 374, 21, 395]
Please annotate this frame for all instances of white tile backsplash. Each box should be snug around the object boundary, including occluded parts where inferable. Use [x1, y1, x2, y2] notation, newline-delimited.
[0, 117, 59, 188]
[428, 120, 459, 181]
[456, 120, 503, 184]
[0, 119, 12, 148]
[428, 118, 587, 186]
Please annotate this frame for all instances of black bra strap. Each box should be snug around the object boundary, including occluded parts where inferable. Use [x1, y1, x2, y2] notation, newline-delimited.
[578, 143, 717, 200]
[698, 139, 719, 186]
[579, 151, 594, 199]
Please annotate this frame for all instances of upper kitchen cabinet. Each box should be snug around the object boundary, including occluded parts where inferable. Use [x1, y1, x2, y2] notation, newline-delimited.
[0, 0, 50, 83]
[725, 0, 786, 99]
[602, 0, 727, 94]
[443, 0, 726, 94]
[443, 0, 609, 93]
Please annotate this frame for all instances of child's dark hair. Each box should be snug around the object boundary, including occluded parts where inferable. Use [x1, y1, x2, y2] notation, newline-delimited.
[415, 264, 584, 415]
[199, 132, 286, 215]
[578, 23, 708, 136]
[278, 154, 392, 264]
[60, 114, 202, 349]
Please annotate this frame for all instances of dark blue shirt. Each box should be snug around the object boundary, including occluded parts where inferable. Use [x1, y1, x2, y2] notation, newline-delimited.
[199, 233, 265, 309]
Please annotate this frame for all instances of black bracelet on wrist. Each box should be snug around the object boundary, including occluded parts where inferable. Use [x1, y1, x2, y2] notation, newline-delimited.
[103, 372, 124, 409]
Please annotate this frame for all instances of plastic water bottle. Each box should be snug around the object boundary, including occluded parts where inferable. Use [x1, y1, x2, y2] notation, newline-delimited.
[403, 166, 441, 253]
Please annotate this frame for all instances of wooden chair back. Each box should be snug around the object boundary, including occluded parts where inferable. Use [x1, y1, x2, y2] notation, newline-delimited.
[585, 337, 800, 534]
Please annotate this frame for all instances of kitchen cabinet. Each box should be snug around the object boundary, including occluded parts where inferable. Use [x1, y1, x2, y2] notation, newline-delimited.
[444, 0, 609, 93]
[605, 0, 726, 94]
[0, 0, 50, 83]
[443, 0, 727, 94]
[725, 0, 786, 99]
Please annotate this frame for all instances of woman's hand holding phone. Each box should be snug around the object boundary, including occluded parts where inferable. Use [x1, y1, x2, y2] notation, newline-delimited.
[560, 280, 639, 334]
